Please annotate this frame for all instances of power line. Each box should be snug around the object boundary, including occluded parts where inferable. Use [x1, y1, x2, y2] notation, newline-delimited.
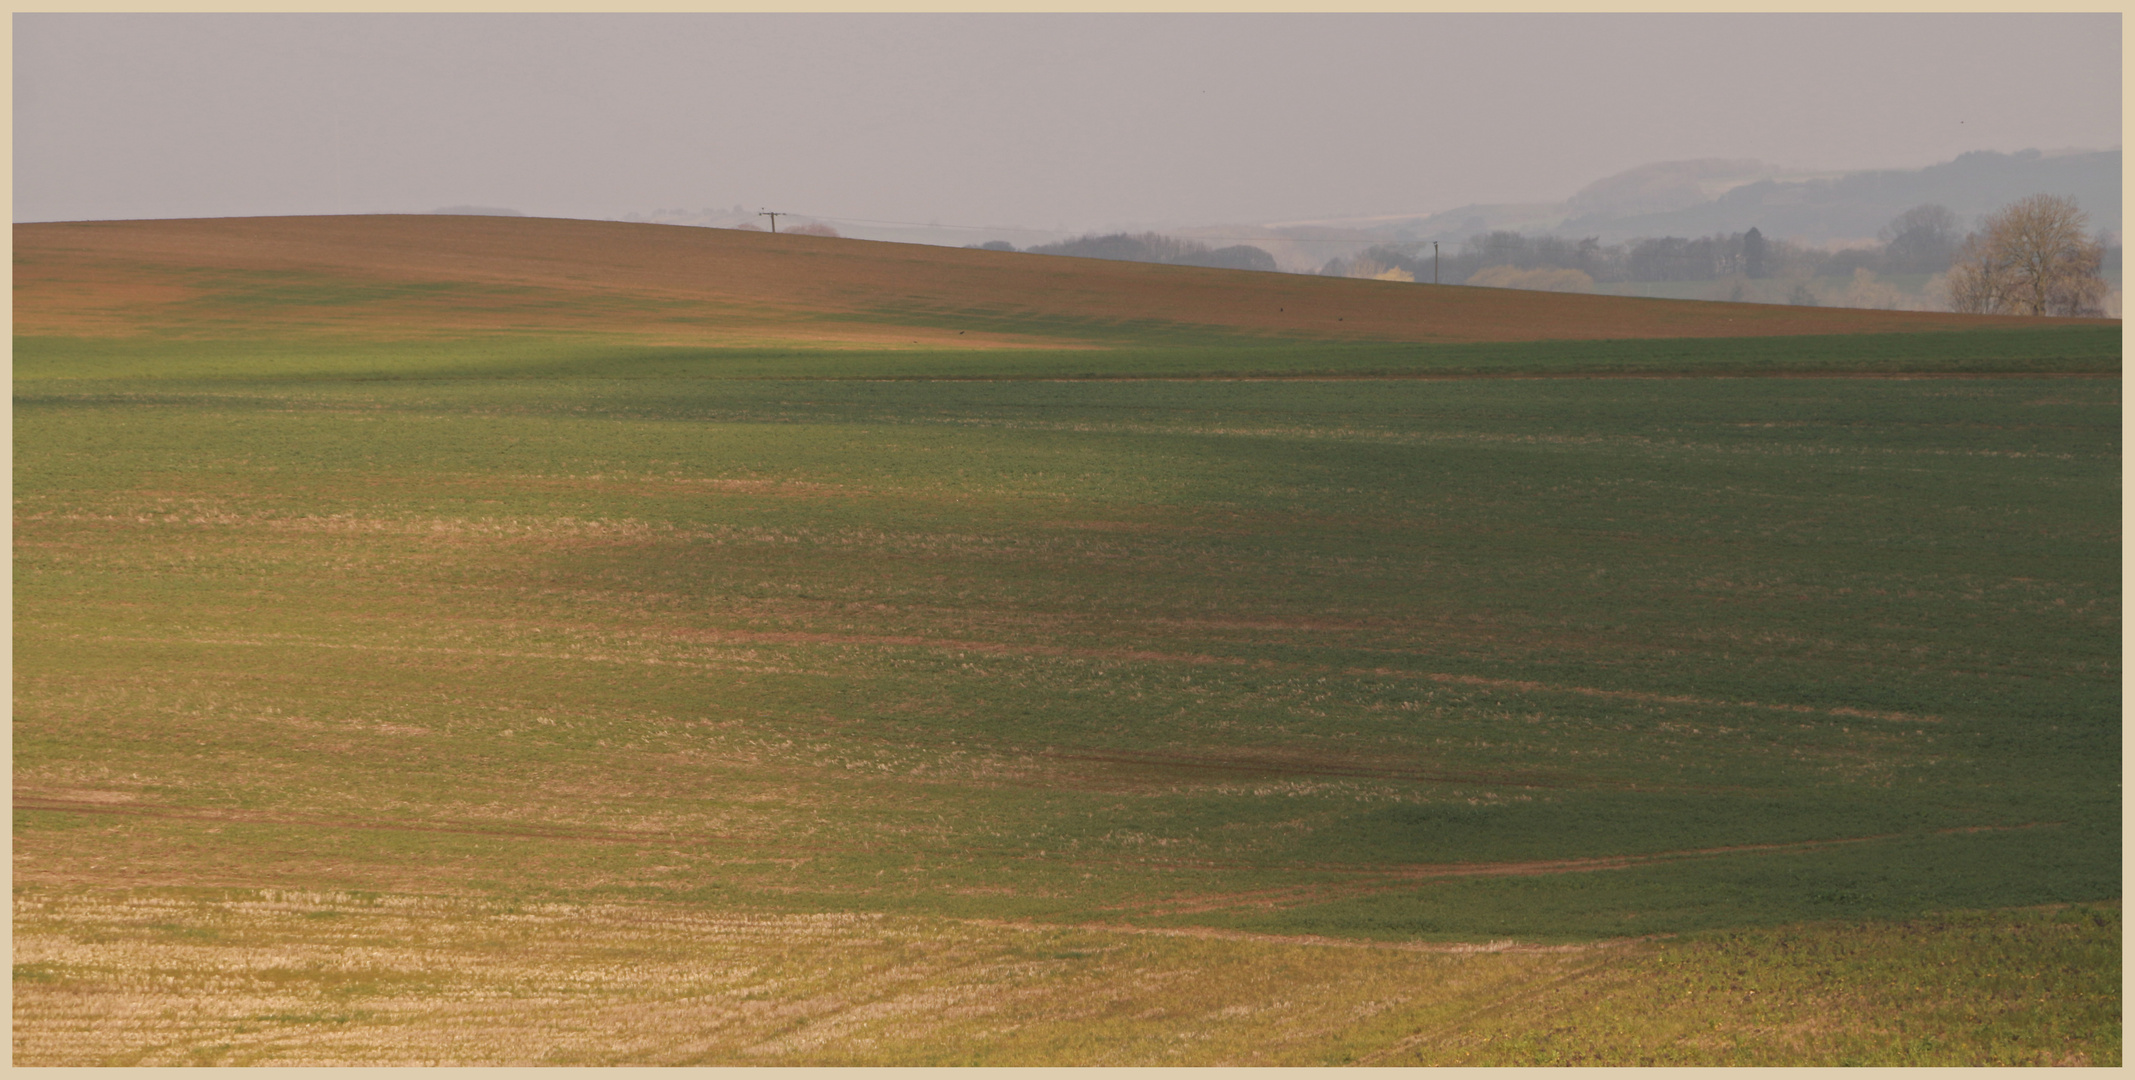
[778, 213, 1032, 232]
[723, 210, 1774, 251]
[762, 211, 1450, 245]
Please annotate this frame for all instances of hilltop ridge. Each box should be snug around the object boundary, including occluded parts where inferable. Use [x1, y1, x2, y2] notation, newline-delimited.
[1334, 149, 2122, 247]
[14, 215, 2093, 354]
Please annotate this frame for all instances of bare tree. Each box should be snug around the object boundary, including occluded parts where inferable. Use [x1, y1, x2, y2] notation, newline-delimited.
[1946, 195, 2108, 316]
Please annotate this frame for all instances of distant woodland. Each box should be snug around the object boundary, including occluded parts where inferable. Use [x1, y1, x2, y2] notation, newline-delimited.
[975, 232, 1278, 273]
[1334, 202, 2119, 313]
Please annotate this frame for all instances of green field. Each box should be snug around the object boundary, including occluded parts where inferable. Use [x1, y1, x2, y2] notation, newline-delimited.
[13, 324, 2122, 381]
[13, 237, 2122, 1064]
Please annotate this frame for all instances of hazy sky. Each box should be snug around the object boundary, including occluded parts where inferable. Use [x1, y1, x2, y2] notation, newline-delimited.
[14, 14, 2122, 232]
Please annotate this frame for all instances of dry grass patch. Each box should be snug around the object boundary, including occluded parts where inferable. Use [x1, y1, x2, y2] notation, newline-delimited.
[18, 888, 2109, 1066]
[1370, 902, 2120, 1066]
[13, 886, 1607, 1066]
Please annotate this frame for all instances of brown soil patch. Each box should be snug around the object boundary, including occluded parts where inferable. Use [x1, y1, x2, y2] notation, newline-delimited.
[16, 215, 2094, 347]
[30, 788, 139, 805]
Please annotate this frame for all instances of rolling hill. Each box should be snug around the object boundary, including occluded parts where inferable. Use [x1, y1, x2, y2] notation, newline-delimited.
[13, 214, 2121, 1065]
[14, 214, 2087, 349]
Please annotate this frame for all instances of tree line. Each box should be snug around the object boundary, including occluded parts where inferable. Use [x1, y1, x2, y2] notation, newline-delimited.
[1325, 198, 2115, 316]
[1326, 205, 1990, 286]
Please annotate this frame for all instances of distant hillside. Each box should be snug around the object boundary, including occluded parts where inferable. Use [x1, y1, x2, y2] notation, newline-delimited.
[1565, 159, 1802, 219]
[1569, 150, 2121, 245]
[1360, 149, 2120, 246]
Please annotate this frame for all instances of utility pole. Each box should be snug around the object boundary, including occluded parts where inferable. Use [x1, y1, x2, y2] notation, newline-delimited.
[758, 210, 783, 234]
[1433, 241, 1440, 285]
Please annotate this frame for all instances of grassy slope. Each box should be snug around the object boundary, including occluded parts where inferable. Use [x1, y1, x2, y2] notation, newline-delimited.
[13, 326, 2123, 381]
[13, 217, 2121, 1064]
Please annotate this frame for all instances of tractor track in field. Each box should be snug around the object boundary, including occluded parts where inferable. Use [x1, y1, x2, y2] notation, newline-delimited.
[955, 915, 1639, 955]
[15, 787, 2058, 879]
[1080, 822, 2068, 918]
[14, 789, 2061, 928]
[1030, 746, 1632, 792]
[62, 629, 1947, 729]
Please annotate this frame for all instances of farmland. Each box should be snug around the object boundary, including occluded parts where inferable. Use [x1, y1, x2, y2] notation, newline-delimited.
[13, 217, 2122, 1064]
